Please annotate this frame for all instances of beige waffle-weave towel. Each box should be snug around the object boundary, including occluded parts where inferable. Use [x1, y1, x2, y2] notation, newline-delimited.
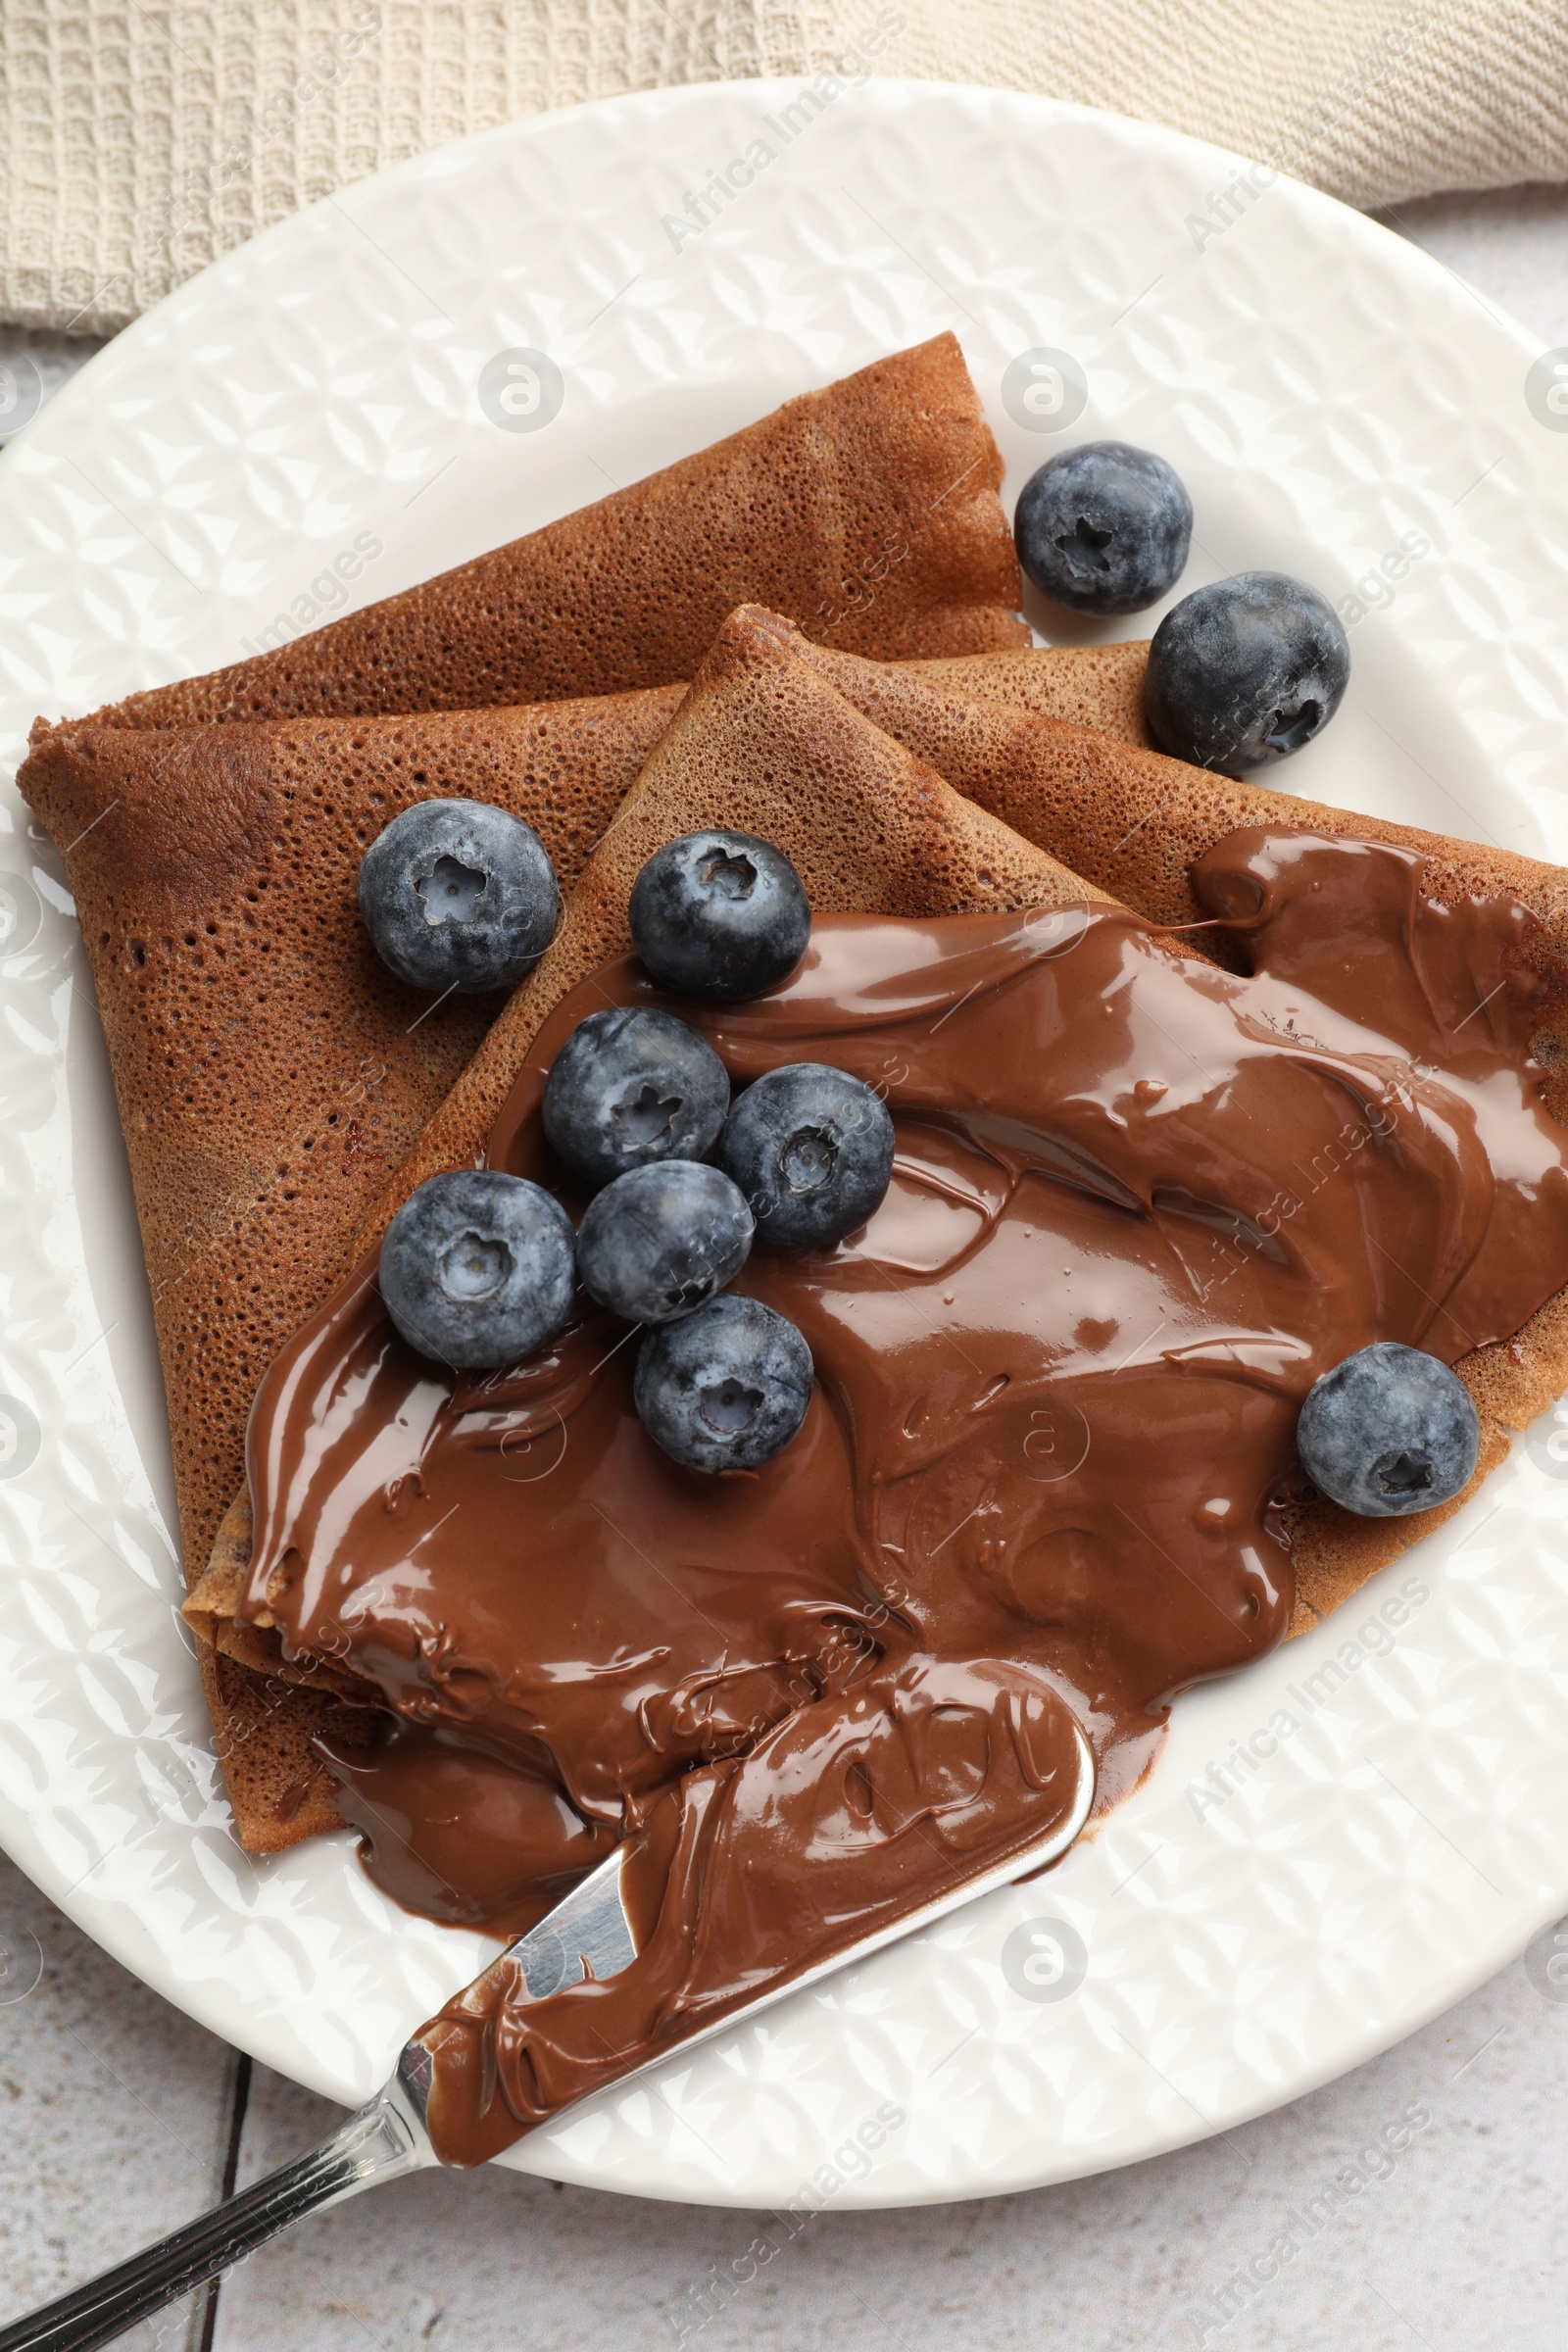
[2, 1, 1565, 335]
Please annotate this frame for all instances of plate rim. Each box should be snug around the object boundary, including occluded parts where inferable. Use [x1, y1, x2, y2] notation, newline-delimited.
[3, 74, 1566, 2208]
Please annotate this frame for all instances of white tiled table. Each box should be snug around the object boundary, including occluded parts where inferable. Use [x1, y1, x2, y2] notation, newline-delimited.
[3, 180, 1568, 2352]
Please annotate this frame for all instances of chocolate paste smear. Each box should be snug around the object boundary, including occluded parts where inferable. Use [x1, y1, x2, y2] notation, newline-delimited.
[240, 828, 1568, 2162]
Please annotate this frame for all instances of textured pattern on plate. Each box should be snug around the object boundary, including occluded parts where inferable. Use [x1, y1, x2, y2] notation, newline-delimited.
[1, 82, 1567, 2207]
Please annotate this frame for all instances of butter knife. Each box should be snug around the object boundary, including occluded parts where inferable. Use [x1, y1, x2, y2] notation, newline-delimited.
[0, 1733, 1092, 2352]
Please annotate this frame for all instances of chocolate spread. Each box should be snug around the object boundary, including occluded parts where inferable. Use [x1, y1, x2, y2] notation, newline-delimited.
[239, 828, 1568, 2164]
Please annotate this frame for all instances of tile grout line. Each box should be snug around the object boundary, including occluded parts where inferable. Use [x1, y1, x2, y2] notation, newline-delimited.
[194, 2051, 252, 2352]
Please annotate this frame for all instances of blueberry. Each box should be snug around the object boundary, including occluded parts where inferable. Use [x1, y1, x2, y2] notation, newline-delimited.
[542, 1007, 730, 1189]
[1297, 1343, 1479, 1518]
[358, 798, 558, 993]
[635, 1295, 813, 1472]
[575, 1160, 753, 1325]
[379, 1169, 576, 1369]
[718, 1063, 894, 1250]
[628, 831, 810, 1001]
[1013, 441, 1193, 615]
[1144, 571, 1350, 771]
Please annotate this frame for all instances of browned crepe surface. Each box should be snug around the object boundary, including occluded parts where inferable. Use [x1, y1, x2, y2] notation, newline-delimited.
[766, 613, 1568, 1621]
[20, 691, 678, 1844]
[191, 613, 1136, 1751]
[786, 618, 1568, 956]
[906, 640, 1152, 747]
[20, 640, 1150, 1598]
[67, 336, 1026, 734]
[340, 614, 1135, 1232]
[275, 613, 1568, 1656]
[20, 643, 1148, 1849]
[35, 605, 1568, 1853]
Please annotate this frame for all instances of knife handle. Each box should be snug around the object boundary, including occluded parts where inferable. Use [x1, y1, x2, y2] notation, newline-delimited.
[0, 2091, 427, 2352]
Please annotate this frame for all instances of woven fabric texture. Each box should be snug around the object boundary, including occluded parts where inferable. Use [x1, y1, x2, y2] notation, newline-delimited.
[1, 1, 1564, 335]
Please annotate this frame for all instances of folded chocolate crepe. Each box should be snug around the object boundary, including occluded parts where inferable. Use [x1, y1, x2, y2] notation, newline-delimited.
[216, 611, 1568, 2156]
[18, 640, 1150, 1846]
[296, 611, 1568, 1662]
[785, 618, 1560, 951]
[30, 607, 1568, 1853]
[771, 612, 1568, 1615]
[909, 640, 1152, 747]
[190, 614, 1140, 1847]
[66, 335, 1026, 734]
[18, 687, 679, 1837]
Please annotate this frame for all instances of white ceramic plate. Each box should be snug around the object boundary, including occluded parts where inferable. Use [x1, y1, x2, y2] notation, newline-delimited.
[3, 79, 1568, 2212]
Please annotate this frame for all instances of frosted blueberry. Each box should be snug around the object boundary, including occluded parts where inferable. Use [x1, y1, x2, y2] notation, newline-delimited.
[575, 1160, 753, 1326]
[379, 1169, 576, 1369]
[628, 831, 810, 1001]
[1144, 571, 1350, 771]
[718, 1063, 894, 1250]
[542, 1006, 730, 1189]
[1297, 1343, 1479, 1517]
[635, 1295, 813, 1472]
[1013, 441, 1192, 614]
[358, 798, 557, 993]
